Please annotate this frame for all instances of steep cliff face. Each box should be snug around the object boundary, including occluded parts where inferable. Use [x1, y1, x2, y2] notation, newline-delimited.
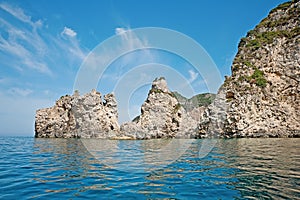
[120, 77, 199, 139]
[202, 1, 300, 137]
[35, 89, 119, 138]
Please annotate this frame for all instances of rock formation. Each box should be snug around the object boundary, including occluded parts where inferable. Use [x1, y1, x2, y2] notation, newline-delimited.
[35, 89, 119, 138]
[120, 77, 199, 139]
[35, 1, 299, 139]
[200, 1, 300, 137]
[35, 78, 209, 139]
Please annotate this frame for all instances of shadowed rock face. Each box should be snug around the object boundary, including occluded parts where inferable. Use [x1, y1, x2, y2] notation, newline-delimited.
[120, 77, 200, 139]
[200, 1, 300, 138]
[35, 89, 119, 138]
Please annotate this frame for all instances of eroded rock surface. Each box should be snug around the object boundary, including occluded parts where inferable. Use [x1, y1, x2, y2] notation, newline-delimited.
[120, 77, 199, 139]
[200, 1, 300, 138]
[35, 89, 119, 138]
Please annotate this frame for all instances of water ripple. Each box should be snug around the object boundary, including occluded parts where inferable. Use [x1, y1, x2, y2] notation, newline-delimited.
[0, 137, 299, 199]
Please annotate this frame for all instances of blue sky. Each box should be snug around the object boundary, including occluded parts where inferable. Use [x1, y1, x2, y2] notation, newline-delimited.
[0, 0, 287, 136]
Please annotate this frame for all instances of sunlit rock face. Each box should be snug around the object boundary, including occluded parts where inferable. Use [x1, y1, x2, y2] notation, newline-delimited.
[35, 89, 120, 138]
[120, 77, 200, 139]
[199, 1, 300, 138]
[35, 78, 203, 139]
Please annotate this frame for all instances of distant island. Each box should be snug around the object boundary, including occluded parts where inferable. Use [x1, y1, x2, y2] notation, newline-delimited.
[35, 1, 300, 139]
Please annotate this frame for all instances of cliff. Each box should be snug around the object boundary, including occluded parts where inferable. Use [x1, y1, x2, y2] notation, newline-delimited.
[35, 89, 119, 138]
[200, 1, 300, 137]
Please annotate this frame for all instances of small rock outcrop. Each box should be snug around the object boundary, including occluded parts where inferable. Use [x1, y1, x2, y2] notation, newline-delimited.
[120, 77, 199, 139]
[35, 89, 119, 138]
[200, 1, 300, 138]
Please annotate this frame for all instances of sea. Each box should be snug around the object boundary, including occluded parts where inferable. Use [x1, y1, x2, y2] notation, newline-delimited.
[0, 136, 299, 199]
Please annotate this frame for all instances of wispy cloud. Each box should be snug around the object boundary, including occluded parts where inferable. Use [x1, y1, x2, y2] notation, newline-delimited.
[0, 2, 40, 28]
[115, 27, 150, 50]
[89, 27, 156, 88]
[53, 30, 87, 61]
[8, 87, 33, 97]
[0, 16, 51, 74]
[188, 69, 199, 83]
[0, 2, 88, 76]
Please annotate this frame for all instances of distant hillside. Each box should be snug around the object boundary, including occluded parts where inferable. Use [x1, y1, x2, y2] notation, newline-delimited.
[172, 92, 216, 111]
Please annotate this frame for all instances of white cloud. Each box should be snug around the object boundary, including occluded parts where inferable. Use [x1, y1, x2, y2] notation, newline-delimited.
[80, 27, 155, 93]
[0, 19, 52, 75]
[61, 26, 77, 37]
[35, 19, 43, 28]
[0, 2, 31, 23]
[0, 5, 52, 74]
[8, 87, 33, 97]
[114, 27, 150, 50]
[188, 69, 199, 83]
[0, 2, 41, 28]
[53, 30, 86, 61]
[23, 59, 52, 74]
[115, 27, 127, 35]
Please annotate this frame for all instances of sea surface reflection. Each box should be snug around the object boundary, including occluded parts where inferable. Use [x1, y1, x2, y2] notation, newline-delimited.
[0, 137, 299, 199]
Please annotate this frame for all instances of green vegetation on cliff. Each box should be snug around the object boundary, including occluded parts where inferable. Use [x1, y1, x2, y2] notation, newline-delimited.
[238, 1, 299, 50]
[251, 68, 267, 87]
[172, 91, 216, 111]
[217, 0, 300, 137]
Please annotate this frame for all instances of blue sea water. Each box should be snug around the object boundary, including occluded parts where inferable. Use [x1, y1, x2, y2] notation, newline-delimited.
[0, 136, 299, 199]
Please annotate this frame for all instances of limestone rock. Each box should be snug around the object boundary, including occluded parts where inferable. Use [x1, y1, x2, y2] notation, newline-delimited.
[35, 89, 120, 138]
[120, 77, 199, 139]
[200, 1, 300, 138]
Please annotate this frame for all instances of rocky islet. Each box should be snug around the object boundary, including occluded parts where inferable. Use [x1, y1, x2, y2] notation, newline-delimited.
[35, 89, 120, 138]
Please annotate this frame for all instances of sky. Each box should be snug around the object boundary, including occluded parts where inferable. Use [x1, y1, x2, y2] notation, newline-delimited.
[0, 0, 288, 136]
